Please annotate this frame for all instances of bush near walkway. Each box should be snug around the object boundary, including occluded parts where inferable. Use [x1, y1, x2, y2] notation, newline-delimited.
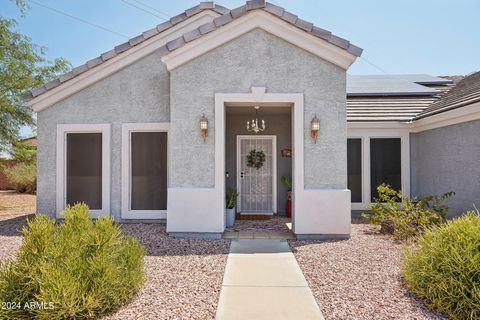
[402, 211, 480, 320]
[0, 203, 145, 320]
[363, 185, 453, 240]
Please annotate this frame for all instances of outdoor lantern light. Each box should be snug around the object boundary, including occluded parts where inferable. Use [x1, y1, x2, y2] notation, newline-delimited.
[200, 114, 208, 142]
[311, 114, 320, 143]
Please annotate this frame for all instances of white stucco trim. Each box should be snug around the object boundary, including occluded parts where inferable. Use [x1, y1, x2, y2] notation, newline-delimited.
[121, 123, 170, 220]
[236, 135, 277, 214]
[412, 102, 480, 132]
[347, 102, 480, 132]
[162, 10, 357, 71]
[28, 11, 220, 112]
[347, 122, 412, 130]
[347, 128, 410, 211]
[215, 87, 304, 232]
[56, 124, 111, 218]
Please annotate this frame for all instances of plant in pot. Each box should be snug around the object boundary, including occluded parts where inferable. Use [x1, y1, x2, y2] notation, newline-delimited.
[281, 175, 292, 218]
[226, 188, 238, 228]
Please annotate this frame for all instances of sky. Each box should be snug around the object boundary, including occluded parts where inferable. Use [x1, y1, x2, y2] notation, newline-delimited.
[2, 0, 480, 137]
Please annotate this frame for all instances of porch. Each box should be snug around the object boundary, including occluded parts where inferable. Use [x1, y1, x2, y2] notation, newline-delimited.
[223, 215, 295, 240]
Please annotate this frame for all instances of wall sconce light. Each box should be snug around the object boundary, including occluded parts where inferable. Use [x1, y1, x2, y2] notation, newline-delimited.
[200, 114, 208, 143]
[311, 114, 320, 143]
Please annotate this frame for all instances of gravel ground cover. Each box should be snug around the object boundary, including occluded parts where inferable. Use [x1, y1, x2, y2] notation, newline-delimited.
[290, 224, 447, 320]
[0, 193, 230, 320]
[0, 191, 36, 218]
[104, 224, 230, 320]
[225, 215, 291, 233]
[0, 192, 34, 260]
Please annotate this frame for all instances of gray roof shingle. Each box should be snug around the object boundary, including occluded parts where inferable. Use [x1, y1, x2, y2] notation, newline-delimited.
[25, 2, 226, 101]
[415, 71, 479, 119]
[25, 1, 363, 102]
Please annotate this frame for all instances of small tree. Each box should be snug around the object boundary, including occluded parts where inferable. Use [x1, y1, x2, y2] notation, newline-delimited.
[1, 1, 70, 151]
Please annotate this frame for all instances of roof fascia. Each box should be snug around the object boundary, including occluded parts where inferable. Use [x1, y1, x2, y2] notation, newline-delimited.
[28, 10, 220, 112]
[161, 10, 358, 71]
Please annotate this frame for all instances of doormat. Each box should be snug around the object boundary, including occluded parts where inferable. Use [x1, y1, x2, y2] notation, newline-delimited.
[235, 214, 272, 221]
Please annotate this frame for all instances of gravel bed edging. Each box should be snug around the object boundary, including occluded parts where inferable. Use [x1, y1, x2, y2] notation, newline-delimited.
[289, 224, 447, 320]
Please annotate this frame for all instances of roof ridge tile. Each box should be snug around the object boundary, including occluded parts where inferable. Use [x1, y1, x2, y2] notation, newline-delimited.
[25, 1, 364, 102]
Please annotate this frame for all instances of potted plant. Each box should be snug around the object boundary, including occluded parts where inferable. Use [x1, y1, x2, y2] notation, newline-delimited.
[281, 175, 292, 218]
[225, 188, 238, 227]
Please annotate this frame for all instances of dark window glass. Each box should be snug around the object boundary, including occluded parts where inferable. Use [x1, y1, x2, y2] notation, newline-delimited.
[370, 138, 401, 201]
[347, 139, 362, 202]
[131, 132, 167, 210]
[66, 133, 102, 209]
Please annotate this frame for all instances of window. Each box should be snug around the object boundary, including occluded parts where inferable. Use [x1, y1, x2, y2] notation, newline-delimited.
[56, 124, 111, 218]
[370, 138, 401, 201]
[121, 123, 169, 219]
[347, 139, 362, 203]
[131, 132, 167, 210]
[66, 133, 102, 209]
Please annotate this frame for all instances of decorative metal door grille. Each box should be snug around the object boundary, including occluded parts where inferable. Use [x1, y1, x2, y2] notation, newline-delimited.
[237, 136, 276, 213]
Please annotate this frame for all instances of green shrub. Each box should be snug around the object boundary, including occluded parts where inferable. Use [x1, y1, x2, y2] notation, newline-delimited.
[402, 211, 480, 320]
[0, 203, 145, 319]
[3, 162, 36, 193]
[362, 185, 453, 240]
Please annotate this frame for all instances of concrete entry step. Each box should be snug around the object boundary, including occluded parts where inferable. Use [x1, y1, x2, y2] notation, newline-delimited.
[223, 230, 296, 240]
[215, 239, 324, 320]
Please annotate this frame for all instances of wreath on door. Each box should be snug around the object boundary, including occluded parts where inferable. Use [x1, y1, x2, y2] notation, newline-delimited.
[246, 149, 266, 170]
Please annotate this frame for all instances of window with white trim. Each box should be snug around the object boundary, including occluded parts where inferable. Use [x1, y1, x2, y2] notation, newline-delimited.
[121, 123, 169, 219]
[347, 129, 410, 210]
[56, 124, 111, 218]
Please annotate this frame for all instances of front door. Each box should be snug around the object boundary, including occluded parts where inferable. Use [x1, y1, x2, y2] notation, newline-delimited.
[236, 136, 276, 214]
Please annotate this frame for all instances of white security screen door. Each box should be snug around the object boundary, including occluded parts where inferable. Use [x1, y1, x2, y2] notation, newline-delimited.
[236, 135, 276, 213]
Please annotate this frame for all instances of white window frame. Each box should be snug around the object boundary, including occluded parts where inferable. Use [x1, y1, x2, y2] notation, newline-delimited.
[56, 124, 111, 218]
[121, 123, 170, 219]
[347, 129, 410, 211]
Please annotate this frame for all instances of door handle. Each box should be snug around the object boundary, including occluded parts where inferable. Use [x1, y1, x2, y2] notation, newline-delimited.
[240, 171, 244, 179]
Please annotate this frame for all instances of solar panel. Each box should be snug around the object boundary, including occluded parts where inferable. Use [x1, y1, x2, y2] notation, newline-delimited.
[347, 74, 452, 96]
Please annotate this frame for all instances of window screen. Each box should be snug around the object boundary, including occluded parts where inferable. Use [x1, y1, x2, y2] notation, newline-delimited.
[130, 132, 167, 210]
[66, 133, 102, 209]
[347, 139, 362, 203]
[370, 138, 401, 201]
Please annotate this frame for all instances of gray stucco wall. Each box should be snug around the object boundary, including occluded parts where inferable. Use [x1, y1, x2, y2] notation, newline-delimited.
[225, 113, 292, 214]
[170, 29, 347, 190]
[36, 51, 170, 218]
[410, 119, 480, 216]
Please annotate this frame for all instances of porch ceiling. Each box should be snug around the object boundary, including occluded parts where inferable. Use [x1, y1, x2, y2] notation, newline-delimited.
[226, 106, 291, 115]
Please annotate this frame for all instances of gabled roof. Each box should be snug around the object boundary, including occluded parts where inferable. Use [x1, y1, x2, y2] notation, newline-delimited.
[25, 1, 362, 104]
[415, 71, 480, 119]
[24, 2, 228, 102]
[157, 1, 362, 59]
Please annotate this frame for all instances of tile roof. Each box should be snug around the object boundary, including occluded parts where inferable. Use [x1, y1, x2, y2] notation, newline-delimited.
[25, 1, 362, 102]
[158, 1, 363, 58]
[415, 71, 480, 119]
[347, 76, 455, 122]
[23, 2, 229, 101]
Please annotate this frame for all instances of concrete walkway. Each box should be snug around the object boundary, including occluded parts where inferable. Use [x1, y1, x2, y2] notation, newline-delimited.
[215, 239, 324, 320]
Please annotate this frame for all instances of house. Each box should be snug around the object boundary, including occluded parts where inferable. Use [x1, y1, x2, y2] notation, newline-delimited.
[24, 1, 479, 239]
